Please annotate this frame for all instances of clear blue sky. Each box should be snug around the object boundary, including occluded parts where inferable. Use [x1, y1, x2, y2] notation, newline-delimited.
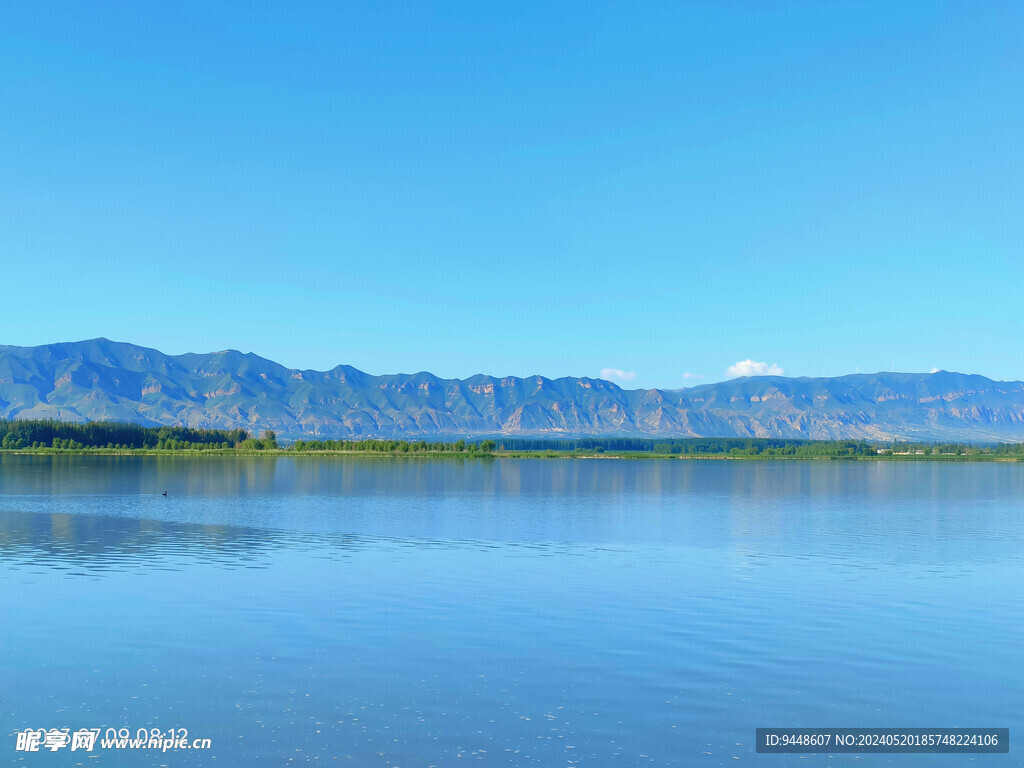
[3, 1, 1022, 387]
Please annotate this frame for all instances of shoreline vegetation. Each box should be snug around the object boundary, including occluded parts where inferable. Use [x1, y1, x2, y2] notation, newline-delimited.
[0, 419, 1022, 461]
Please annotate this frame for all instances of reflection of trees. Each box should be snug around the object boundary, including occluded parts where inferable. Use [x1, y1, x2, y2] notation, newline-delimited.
[0, 510, 299, 572]
[1, 455, 1021, 571]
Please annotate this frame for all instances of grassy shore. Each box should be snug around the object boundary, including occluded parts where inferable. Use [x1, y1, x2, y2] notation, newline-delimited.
[1, 447, 1021, 462]
[5, 420, 1022, 460]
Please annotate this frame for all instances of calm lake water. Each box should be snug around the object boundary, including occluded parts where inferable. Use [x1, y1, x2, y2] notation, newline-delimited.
[1, 455, 1021, 766]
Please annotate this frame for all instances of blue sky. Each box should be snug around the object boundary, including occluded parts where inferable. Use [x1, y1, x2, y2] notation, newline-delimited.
[3, 1, 1022, 387]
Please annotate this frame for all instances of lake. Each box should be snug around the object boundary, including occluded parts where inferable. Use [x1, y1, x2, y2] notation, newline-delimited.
[1, 455, 1021, 766]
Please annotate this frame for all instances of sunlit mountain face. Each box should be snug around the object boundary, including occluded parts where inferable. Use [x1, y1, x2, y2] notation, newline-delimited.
[2, 339, 1023, 441]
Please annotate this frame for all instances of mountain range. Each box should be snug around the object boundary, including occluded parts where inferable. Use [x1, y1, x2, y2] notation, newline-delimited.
[1, 339, 1023, 442]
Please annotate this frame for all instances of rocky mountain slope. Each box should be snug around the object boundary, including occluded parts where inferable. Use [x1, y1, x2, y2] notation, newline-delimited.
[2, 339, 1023, 441]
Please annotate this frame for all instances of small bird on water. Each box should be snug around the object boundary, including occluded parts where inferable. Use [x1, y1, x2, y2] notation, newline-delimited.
[162, 491, 167, 497]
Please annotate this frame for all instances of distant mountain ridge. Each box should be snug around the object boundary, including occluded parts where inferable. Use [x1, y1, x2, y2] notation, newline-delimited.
[1, 339, 1023, 441]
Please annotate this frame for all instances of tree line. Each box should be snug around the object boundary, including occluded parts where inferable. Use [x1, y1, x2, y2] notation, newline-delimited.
[0, 419, 250, 450]
[476, 437, 1024, 457]
[1, 419, 1022, 456]
[492, 437, 881, 455]
[291, 438, 497, 454]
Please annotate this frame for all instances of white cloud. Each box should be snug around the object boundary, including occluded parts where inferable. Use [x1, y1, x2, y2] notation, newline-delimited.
[726, 359, 785, 378]
[600, 368, 636, 382]
[929, 367, 940, 374]
[681, 372, 706, 380]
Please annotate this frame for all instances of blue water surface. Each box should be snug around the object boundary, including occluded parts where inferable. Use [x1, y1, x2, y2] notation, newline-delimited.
[0, 455, 1021, 767]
